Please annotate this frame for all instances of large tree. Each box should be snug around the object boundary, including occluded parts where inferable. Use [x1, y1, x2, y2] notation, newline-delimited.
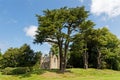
[34, 7, 94, 72]
[87, 27, 120, 69]
[89, 27, 109, 69]
[69, 27, 120, 70]
[69, 23, 94, 69]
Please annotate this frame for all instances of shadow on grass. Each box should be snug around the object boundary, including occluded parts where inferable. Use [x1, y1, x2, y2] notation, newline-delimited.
[1, 68, 72, 79]
[47, 69, 72, 74]
[0, 68, 46, 79]
[18, 68, 72, 79]
[18, 69, 46, 78]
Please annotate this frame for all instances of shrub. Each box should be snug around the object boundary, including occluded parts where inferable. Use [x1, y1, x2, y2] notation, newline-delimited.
[2, 67, 31, 75]
[2, 67, 14, 75]
[101, 61, 107, 69]
[12, 67, 30, 74]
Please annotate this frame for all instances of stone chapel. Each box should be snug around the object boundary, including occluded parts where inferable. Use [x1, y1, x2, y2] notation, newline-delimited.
[40, 51, 60, 69]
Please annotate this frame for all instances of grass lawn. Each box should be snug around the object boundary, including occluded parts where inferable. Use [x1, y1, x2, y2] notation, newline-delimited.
[0, 68, 120, 80]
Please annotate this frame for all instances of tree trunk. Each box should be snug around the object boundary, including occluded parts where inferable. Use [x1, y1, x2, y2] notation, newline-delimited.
[63, 54, 67, 70]
[59, 54, 64, 73]
[83, 51, 88, 69]
[96, 47, 101, 69]
[83, 43, 88, 69]
[63, 41, 69, 71]
[58, 42, 65, 73]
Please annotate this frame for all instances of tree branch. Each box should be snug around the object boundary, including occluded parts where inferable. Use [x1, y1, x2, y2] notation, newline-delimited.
[45, 39, 58, 44]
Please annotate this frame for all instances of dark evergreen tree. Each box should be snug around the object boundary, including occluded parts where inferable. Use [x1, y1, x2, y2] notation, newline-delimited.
[34, 6, 94, 72]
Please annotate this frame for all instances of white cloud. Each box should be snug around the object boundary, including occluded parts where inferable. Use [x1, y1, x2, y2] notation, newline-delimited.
[91, 0, 120, 18]
[24, 25, 38, 38]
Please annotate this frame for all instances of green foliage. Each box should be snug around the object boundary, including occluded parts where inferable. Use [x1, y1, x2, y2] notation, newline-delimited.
[12, 67, 31, 74]
[34, 6, 94, 72]
[50, 44, 59, 56]
[105, 55, 120, 70]
[2, 67, 31, 75]
[2, 67, 13, 75]
[0, 51, 2, 68]
[68, 52, 83, 68]
[1, 44, 40, 68]
[33, 51, 42, 70]
[34, 6, 89, 44]
[2, 48, 20, 68]
[18, 44, 35, 67]
[69, 27, 120, 70]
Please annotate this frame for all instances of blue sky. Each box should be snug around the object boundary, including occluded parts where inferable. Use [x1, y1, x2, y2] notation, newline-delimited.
[0, 0, 120, 54]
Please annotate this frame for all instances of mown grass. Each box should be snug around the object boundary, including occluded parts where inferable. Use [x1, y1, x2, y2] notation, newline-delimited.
[0, 68, 120, 80]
